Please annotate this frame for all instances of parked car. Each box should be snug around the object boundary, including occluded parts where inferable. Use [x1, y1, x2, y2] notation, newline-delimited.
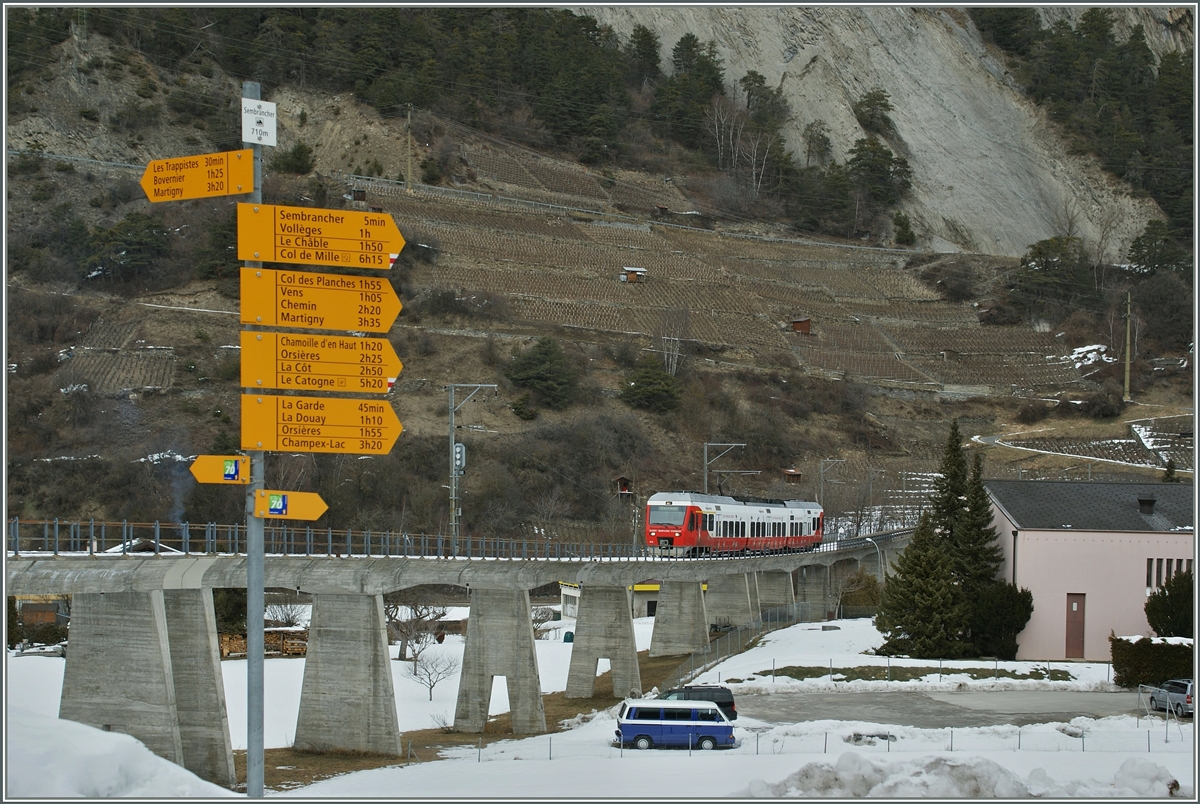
[659, 684, 737, 720]
[1148, 678, 1193, 717]
[615, 699, 735, 750]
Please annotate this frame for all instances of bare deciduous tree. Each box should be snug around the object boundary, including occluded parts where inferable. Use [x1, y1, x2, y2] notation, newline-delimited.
[829, 566, 881, 615]
[265, 602, 306, 627]
[384, 590, 448, 667]
[531, 606, 556, 639]
[654, 307, 690, 376]
[407, 653, 460, 701]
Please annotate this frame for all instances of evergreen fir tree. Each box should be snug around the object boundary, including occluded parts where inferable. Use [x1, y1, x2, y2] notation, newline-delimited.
[971, 581, 1034, 660]
[956, 453, 1008, 654]
[929, 419, 968, 538]
[875, 512, 971, 659]
[956, 453, 1004, 585]
[1145, 569, 1193, 638]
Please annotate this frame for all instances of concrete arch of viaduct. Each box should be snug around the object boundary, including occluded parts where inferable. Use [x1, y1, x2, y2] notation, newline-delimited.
[5, 537, 905, 784]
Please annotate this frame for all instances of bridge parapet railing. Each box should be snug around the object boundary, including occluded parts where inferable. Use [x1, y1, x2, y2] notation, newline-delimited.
[7, 518, 911, 562]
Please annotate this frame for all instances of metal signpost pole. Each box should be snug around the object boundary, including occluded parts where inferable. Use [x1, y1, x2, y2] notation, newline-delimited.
[242, 80, 265, 799]
[446, 384, 496, 542]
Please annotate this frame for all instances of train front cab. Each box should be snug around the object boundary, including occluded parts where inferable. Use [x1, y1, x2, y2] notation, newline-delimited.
[645, 501, 700, 557]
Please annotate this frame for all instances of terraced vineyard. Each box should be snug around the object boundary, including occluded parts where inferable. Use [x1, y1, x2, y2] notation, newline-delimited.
[999, 436, 1161, 468]
[53, 348, 176, 397]
[358, 176, 1082, 395]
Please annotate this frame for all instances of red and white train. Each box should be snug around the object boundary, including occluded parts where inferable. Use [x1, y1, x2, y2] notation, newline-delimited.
[644, 491, 824, 557]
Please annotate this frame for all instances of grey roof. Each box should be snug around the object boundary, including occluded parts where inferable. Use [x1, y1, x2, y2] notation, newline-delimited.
[985, 480, 1195, 533]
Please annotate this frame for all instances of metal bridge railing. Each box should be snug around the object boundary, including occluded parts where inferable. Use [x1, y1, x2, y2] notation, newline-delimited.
[7, 517, 911, 562]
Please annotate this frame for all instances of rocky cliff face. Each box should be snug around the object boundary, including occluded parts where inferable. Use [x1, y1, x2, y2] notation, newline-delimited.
[575, 6, 1190, 259]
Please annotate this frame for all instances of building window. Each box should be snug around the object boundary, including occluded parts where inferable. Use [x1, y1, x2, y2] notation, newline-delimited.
[1167, 558, 1174, 579]
[1156, 558, 1163, 587]
[1188, 559, 1194, 575]
[1147, 558, 1154, 588]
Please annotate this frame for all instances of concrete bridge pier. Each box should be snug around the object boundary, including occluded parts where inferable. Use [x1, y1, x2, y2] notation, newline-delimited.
[454, 587, 546, 734]
[162, 589, 235, 786]
[59, 590, 184, 766]
[756, 570, 795, 612]
[564, 585, 641, 699]
[294, 594, 400, 755]
[798, 564, 829, 620]
[648, 581, 708, 657]
[704, 573, 756, 630]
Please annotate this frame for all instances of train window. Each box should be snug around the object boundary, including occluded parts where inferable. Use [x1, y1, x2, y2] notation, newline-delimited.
[740, 521, 745, 538]
[688, 513, 696, 531]
[649, 506, 686, 526]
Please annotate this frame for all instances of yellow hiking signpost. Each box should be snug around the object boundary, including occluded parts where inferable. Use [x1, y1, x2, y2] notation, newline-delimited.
[240, 331, 402, 394]
[189, 455, 251, 484]
[237, 203, 405, 269]
[140, 149, 253, 202]
[240, 394, 402, 454]
[240, 268, 402, 332]
[252, 489, 328, 520]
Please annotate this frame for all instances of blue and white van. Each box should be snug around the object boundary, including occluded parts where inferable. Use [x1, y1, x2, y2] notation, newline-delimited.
[615, 699, 736, 750]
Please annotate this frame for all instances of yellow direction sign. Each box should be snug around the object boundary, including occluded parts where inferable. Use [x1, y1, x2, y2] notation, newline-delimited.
[241, 394, 402, 454]
[241, 331, 402, 394]
[253, 489, 328, 521]
[237, 203, 404, 269]
[140, 149, 253, 202]
[240, 268, 401, 332]
[189, 455, 250, 485]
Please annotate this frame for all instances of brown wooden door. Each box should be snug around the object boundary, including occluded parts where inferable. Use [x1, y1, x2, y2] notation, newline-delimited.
[1065, 594, 1086, 659]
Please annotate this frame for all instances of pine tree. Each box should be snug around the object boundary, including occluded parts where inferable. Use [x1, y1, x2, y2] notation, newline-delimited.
[875, 512, 971, 659]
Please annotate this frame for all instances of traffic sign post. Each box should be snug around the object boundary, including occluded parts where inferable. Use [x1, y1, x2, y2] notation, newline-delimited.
[241, 394, 403, 454]
[237, 203, 405, 269]
[240, 268, 402, 331]
[252, 489, 328, 520]
[241, 331, 401, 394]
[140, 149, 253, 202]
[189, 455, 251, 484]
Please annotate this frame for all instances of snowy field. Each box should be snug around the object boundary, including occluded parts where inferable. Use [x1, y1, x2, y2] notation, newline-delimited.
[5, 617, 1194, 798]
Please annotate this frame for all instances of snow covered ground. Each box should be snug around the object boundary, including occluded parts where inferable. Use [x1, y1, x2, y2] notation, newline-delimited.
[5, 617, 1193, 798]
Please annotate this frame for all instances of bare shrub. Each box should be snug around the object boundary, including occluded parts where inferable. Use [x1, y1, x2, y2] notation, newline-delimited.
[1015, 400, 1049, 424]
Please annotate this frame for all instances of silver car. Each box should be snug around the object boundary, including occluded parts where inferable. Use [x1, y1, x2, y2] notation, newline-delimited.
[1149, 678, 1193, 717]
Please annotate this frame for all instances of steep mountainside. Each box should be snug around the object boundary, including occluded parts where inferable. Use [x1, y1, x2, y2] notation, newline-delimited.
[5, 11, 1191, 530]
[575, 6, 1188, 257]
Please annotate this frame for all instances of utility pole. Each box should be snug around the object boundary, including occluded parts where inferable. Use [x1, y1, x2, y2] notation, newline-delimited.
[242, 80, 266, 800]
[1123, 291, 1132, 402]
[819, 458, 845, 506]
[446, 384, 495, 541]
[702, 443, 757, 494]
[406, 104, 413, 194]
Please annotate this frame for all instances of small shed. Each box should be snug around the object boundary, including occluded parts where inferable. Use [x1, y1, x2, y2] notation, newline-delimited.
[790, 317, 812, 334]
[782, 468, 803, 485]
[619, 267, 647, 283]
[614, 476, 634, 500]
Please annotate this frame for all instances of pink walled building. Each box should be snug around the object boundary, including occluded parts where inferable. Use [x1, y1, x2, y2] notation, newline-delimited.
[985, 481, 1194, 662]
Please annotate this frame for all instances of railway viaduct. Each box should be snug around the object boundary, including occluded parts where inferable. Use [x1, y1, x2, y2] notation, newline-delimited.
[5, 531, 910, 786]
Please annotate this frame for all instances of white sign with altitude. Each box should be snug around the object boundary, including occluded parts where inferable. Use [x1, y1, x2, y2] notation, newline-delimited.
[241, 98, 278, 147]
